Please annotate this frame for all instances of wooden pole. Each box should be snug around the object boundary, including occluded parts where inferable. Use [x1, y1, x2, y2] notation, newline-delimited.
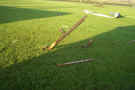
[45, 15, 88, 50]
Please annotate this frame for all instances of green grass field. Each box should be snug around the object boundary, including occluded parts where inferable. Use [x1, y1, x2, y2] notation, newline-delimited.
[0, 0, 135, 89]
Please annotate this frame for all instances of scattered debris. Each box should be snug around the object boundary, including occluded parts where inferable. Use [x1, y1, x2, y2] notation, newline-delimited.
[84, 9, 121, 18]
[81, 39, 94, 48]
[56, 58, 94, 66]
[84, 9, 113, 18]
[42, 15, 88, 50]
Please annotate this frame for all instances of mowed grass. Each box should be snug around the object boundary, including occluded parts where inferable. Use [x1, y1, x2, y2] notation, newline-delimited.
[0, 0, 135, 90]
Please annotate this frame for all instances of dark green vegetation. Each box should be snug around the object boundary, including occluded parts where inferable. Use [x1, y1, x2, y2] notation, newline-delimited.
[54, 0, 135, 7]
[0, 0, 135, 90]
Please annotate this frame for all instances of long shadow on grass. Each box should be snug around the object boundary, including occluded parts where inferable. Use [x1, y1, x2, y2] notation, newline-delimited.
[0, 25, 135, 90]
[0, 6, 70, 24]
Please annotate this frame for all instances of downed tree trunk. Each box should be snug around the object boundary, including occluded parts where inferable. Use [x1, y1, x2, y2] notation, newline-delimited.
[56, 58, 94, 66]
[43, 15, 88, 50]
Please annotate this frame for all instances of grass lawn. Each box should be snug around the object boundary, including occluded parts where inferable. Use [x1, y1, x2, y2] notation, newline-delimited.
[0, 0, 135, 89]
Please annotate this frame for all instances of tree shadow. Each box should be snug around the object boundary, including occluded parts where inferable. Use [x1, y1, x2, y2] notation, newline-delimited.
[0, 6, 70, 24]
[0, 25, 135, 90]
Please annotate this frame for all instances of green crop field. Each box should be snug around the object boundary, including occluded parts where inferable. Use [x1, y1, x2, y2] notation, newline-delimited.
[0, 0, 135, 90]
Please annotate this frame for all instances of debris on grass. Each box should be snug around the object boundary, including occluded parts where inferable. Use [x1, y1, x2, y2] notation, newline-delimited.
[81, 39, 94, 48]
[56, 58, 94, 66]
[84, 9, 121, 18]
[42, 15, 88, 50]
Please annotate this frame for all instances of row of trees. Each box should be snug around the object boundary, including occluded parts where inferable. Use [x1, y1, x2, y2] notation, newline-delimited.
[59, 0, 135, 6]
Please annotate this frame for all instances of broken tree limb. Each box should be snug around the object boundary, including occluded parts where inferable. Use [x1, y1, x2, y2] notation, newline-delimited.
[56, 58, 94, 66]
[84, 10, 121, 18]
[43, 15, 88, 50]
[84, 10, 114, 18]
